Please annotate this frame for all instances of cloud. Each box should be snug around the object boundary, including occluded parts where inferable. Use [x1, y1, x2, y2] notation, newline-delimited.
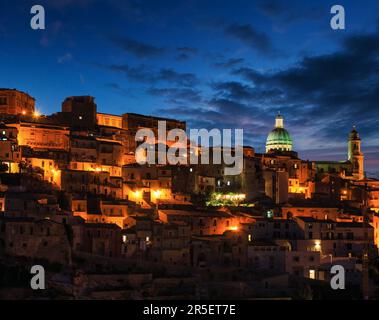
[104, 64, 198, 86]
[256, 0, 324, 29]
[148, 87, 202, 103]
[256, 0, 285, 17]
[175, 47, 198, 61]
[110, 36, 166, 58]
[105, 82, 130, 96]
[229, 29, 379, 149]
[157, 28, 379, 165]
[224, 23, 276, 55]
[213, 58, 245, 69]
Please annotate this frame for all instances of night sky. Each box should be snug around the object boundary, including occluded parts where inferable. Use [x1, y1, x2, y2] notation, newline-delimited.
[1, 0, 378, 174]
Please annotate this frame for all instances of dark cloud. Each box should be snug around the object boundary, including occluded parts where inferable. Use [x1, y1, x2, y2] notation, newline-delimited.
[105, 82, 132, 96]
[110, 36, 166, 58]
[157, 28, 379, 164]
[224, 23, 276, 55]
[230, 29, 379, 147]
[148, 87, 202, 103]
[256, 0, 285, 17]
[104, 64, 198, 86]
[256, 0, 324, 28]
[213, 58, 245, 69]
[175, 47, 198, 61]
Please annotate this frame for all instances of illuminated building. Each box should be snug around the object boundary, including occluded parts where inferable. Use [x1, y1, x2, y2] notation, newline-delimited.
[348, 127, 364, 180]
[71, 198, 129, 228]
[61, 169, 123, 199]
[0, 124, 21, 173]
[266, 113, 293, 153]
[25, 157, 61, 187]
[69, 161, 122, 177]
[97, 112, 123, 129]
[315, 126, 365, 181]
[14, 122, 70, 150]
[258, 148, 315, 204]
[0, 88, 35, 116]
[158, 209, 252, 236]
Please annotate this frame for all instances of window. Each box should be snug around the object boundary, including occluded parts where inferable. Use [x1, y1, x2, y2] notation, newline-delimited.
[309, 269, 316, 279]
[0, 97, 7, 105]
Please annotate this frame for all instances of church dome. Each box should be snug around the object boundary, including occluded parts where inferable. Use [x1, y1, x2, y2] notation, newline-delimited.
[266, 114, 293, 153]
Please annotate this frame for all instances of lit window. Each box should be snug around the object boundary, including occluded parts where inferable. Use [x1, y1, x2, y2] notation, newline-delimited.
[309, 269, 315, 279]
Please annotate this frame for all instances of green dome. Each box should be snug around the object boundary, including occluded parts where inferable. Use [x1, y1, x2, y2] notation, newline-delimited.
[265, 115, 293, 152]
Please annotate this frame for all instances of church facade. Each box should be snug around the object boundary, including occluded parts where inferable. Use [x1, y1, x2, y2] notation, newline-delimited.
[265, 114, 365, 181]
[315, 126, 364, 181]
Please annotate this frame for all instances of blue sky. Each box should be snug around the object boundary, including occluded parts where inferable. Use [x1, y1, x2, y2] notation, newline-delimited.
[1, 0, 378, 172]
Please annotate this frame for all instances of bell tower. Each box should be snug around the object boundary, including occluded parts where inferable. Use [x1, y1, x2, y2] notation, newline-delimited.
[348, 126, 364, 180]
[275, 113, 284, 128]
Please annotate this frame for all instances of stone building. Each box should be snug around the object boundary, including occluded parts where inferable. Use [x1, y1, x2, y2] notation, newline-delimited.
[72, 222, 122, 257]
[0, 217, 71, 264]
[0, 89, 35, 116]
